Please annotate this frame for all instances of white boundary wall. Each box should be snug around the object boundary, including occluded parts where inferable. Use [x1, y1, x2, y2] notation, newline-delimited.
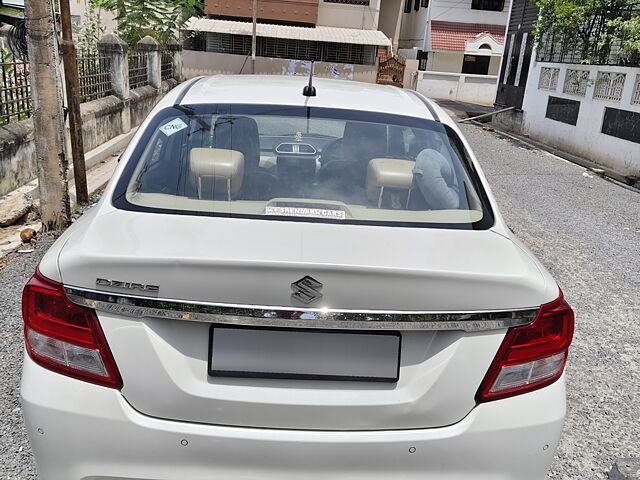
[416, 71, 498, 105]
[522, 61, 640, 177]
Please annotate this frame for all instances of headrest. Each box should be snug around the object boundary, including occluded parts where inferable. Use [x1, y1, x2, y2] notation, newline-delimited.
[190, 148, 244, 200]
[366, 158, 415, 203]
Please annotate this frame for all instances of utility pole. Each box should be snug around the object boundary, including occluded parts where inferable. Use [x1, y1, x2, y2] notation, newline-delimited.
[59, 0, 89, 205]
[251, 0, 257, 74]
[25, 0, 71, 230]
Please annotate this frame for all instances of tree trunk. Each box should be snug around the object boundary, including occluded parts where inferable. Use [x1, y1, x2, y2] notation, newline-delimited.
[25, 0, 71, 231]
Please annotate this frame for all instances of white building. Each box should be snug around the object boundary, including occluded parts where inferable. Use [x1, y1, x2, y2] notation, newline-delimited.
[398, 0, 511, 104]
[69, 1, 117, 37]
[399, 0, 510, 75]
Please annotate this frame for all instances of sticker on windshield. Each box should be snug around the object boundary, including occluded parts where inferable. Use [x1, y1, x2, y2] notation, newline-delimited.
[265, 206, 346, 220]
[160, 118, 188, 136]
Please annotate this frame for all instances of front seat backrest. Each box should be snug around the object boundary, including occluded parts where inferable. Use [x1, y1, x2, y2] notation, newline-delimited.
[342, 122, 387, 163]
[212, 116, 260, 173]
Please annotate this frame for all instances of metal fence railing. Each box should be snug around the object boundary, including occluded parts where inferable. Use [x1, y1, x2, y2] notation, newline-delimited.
[160, 51, 174, 81]
[78, 52, 113, 102]
[128, 51, 148, 89]
[0, 42, 178, 127]
[0, 58, 31, 125]
[537, 3, 640, 66]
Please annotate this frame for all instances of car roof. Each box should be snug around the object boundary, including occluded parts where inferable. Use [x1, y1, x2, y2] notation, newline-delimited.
[166, 75, 437, 121]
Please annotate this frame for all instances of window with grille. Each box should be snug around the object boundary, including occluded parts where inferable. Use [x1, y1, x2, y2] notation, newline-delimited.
[593, 71, 625, 102]
[206, 32, 376, 65]
[417, 50, 428, 71]
[471, 0, 505, 11]
[563, 69, 590, 96]
[538, 67, 559, 91]
[404, 0, 412, 13]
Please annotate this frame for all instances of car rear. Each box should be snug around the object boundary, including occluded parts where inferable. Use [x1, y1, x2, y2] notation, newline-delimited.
[20, 76, 573, 480]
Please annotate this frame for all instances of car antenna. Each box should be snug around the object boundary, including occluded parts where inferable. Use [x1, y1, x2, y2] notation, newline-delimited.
[302, 61, 316, 97]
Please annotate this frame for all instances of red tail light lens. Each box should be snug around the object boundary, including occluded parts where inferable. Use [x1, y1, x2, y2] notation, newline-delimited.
[476, 290, 574, 402]
[22, 268, 123, 389]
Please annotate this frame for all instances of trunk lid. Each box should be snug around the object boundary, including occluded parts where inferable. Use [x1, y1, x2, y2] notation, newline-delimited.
[58, 209, 553, 430]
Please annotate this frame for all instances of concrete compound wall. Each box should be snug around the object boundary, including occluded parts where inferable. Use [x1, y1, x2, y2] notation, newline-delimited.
[0, 80, 177, 197]
[183, 50, 378, 83]
[0, 120, 36, 198]
[0, 32, 182, 197]
[521, 61, 640, 178]
[416, 70, 499, 105]
[426, 52, 501, 76]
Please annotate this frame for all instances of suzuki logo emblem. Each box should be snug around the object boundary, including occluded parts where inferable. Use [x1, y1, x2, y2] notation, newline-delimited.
[291, 276, 323, 304]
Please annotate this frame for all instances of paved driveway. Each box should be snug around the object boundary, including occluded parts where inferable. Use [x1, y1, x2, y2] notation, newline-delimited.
[0, 121, 638, 479]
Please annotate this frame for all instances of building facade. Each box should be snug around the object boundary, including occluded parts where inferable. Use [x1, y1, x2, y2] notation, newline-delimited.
[183, 0, 400, 81]
[398, 0, 511, 76]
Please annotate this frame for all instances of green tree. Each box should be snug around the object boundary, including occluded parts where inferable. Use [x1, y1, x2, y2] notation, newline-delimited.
[91, 0, 203, 46]
[605, 15, 640, 62]
[78, 1, 106, 52]
[534, 0, 640, 64]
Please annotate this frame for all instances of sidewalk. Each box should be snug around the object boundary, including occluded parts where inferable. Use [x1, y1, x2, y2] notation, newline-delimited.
[0, 129, 134, 259]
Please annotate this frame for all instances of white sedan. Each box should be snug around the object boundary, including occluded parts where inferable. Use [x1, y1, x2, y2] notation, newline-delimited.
[21, 75, 574, 479]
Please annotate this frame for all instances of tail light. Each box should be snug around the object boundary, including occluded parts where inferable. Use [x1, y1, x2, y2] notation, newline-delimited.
[22, 268, 122, 389]
[476, 290, 574, 402]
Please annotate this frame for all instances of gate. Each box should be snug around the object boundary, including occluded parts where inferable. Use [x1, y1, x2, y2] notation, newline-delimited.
[377, 57, 405, 88]
[495, 0, 539, 109]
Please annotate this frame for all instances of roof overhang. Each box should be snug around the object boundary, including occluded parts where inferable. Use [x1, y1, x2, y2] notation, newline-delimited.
[184, 17, 391, 47]
[430, 21, 505, 54]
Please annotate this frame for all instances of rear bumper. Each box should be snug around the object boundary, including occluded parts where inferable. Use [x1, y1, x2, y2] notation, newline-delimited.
[21, 354, 565, 480]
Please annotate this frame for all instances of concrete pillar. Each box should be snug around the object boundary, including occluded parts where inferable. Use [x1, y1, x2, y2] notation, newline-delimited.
[378, 0, 404, 54]
[98, 33, 130, 132]
[165, 37, 183, 82]
[137, 36, 161, 89]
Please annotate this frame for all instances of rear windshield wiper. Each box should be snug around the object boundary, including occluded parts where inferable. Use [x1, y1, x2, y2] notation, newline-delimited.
[173, 104, 211, 131]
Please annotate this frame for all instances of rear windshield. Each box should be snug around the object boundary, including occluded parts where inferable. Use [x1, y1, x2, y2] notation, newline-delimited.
[112, 104, 493, 229]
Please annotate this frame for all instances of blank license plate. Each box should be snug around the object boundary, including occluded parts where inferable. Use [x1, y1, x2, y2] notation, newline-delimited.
[208, 326, 401, 382]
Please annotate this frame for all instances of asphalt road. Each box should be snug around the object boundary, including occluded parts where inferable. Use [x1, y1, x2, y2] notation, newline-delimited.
[459, 122, 640, 479]
[0, 123, 638, 479]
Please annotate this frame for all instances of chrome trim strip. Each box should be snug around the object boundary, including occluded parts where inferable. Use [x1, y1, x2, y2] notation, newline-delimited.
[65, 286, 538, 332]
